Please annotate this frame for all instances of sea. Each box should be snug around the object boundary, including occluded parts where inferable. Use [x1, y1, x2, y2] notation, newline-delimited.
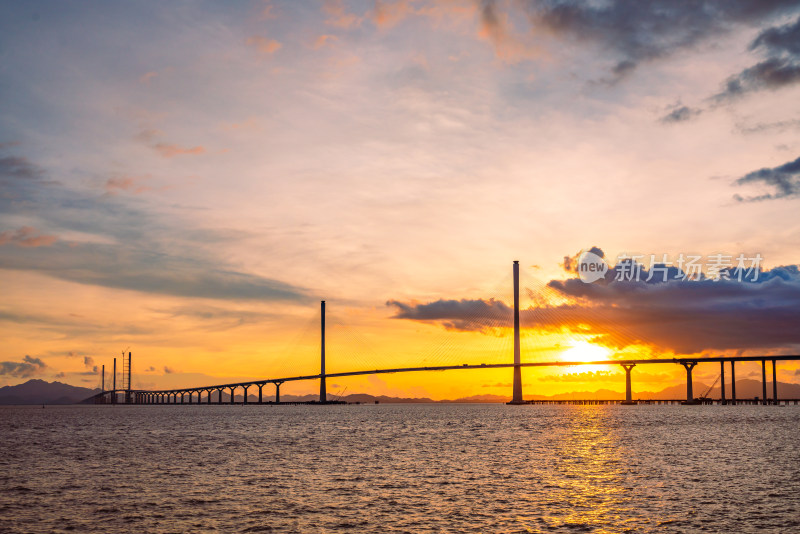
[1, 404, 798, 533]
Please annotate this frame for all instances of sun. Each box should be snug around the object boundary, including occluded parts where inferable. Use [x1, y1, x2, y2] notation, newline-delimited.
[561, 340, 612, 364]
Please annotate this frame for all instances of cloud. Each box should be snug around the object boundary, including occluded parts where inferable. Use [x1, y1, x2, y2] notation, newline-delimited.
[477, 0, 542, 63]
[246, 35, 282, 56]
[734, 155, 800, 201]
[323, 0, 363, 28]
[736, 118, 800, 134]
[163, 366, 177, 374]
[750, 15, 800, 56]
[520, 0, 798, 77]
[260, 1, 277, 20]
[373, 0, 416, 29]
[153, 143, 205, 158]
[388, 297, 512, 332]
[0, 155, 43, 182]
[713, 16, 800, 101]
[1, 240, 309, 301]
[660, 105, 703, 124]
[0, 355, 47, 378]
[135, 129, 205, 159]
[104, 176, 159, 195]
[389, 258, 800, 354]
[0, 226, 57, 248]
[83, 356, 95, 368]
[715, 57, 800, 100]
[313, 34, 338, 50]
[139, 71, 158, 84]
[0, 153, 310, 303]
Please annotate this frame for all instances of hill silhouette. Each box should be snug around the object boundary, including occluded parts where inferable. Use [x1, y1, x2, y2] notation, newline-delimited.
[0, 380, 99, 405]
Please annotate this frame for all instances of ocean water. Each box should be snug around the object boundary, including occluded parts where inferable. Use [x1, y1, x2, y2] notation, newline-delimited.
[0, 404, 798, 533]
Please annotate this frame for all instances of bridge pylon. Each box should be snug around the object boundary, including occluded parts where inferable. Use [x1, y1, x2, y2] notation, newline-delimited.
[508, 260, 525, 405]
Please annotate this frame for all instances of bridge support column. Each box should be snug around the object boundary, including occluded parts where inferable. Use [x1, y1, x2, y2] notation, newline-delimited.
[181, 392, 185, 404]
[258, 385, 263, 404]
[762, 360, 767, 405]
[772, 359, 778, 405]
[275, 381, 283, 403]
[508, 260, 525, 405]
[243, 386, 249, 404]
[720, 361, 726, 405]
[731, 361, 736, 405]
[229, 387, 236, 404]
[207, 390, 212, 404]
[621, 364, 636, 405]
[320, 300, 327, 403]
[217, 388, 223, 404]
[681, 362, 697, 404]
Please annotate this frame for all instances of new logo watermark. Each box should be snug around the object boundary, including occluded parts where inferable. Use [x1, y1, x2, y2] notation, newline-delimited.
[576, 250, 609, 283]
[574, 250, 764, 284]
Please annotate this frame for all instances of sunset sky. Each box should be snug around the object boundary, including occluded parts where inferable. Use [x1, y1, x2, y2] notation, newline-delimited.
[2, 1, 799, 399]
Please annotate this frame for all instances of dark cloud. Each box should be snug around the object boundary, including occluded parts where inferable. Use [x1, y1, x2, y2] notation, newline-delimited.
[0, 155, 43, 182]
[713, 16, 800, 101]
[734, 155, 800, 201]
[0, 355, 47, 377]
[387, 298, 512, 332]
[715, 57, 800, 100]
[517, 0, 799, 77]
[389, 261, 800, 354]
[736, 117, 800, 134]
[660, 105, 703, 124]
[750, 15, 800, 55]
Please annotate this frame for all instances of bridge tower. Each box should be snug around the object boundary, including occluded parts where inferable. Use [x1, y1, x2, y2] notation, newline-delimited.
[320, 300, 326, 403]
[122, 351, 132, 403]
[508, 261, 525, 405]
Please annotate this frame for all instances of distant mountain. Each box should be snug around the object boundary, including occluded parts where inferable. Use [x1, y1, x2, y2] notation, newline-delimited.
[0, 379, 99, 405]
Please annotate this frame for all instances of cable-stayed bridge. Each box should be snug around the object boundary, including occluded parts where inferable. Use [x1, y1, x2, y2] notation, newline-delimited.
[87, 262, 800, 406]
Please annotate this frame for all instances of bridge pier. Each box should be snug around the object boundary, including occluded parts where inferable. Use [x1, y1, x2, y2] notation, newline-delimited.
[207, 389, 212, 404]
[681, 362, 698, 404]
[243, 385, 249, 404]
[181, 392, 185, 404]
[731, 361, 736, 405]
[621, 364, 636, 405]
[720, 361, 726, 405]
[772, 359, 778, 405]
[275, 381, 283, 403]
[229, 387, 235, 404]
[258, 384, 263, 404]
[762, 360, 767, 405]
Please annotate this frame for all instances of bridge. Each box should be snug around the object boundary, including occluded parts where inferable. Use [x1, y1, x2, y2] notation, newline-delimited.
[88, 262, 800, 406]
